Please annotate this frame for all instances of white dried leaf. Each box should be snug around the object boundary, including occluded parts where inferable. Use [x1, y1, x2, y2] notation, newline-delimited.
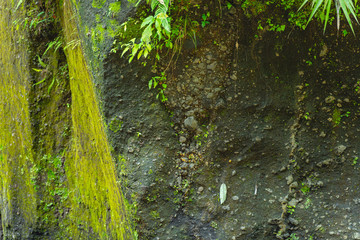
[220, 183, 227, 205]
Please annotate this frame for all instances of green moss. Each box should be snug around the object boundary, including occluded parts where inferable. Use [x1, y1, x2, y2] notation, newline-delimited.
[61, 1, 132, 239]
[109, 2, 121, 15]
[332, 108, 341, 126]
[109, 117, 123, 133]
[92, 0, 106, 9]
[0, 0, 37, 237]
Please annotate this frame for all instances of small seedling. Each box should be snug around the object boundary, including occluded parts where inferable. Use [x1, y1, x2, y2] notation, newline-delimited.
[287, 205, 295, 214]
[352, 156, 358, 165]
[201, 12, 210, 27]
[303, 112, 310, 120]
[301, 183, 310, 195]
[288, 233, 299, 240]
[226, 2, 232, 9]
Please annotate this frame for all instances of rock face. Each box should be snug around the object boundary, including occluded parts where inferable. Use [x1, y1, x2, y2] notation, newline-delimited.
[2, 0, 360, 240]
[98, 6, 360, 239]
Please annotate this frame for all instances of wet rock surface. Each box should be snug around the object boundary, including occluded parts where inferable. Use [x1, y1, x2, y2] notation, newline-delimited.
[75, 2, 360, 240]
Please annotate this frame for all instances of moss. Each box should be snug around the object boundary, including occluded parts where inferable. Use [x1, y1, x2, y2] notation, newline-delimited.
[109, 2, 121, 16]
[109, 117, 123, 133]
[1, 0, 133, 238]
[61, 0, 132, 239]
[332, 108, 341, 126]
[92, 0, 107, 9]
[0, 0, 37, 237]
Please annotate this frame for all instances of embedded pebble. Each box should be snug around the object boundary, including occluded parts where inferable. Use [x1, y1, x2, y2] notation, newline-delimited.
[286, 175, 294, 185]
[232, 196, 239, 201]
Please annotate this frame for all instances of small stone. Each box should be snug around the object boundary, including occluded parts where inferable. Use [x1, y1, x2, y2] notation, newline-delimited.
[317, 159, 333, 167]
[220, 45, 227, 51]
[353, 232, 360, 239]
[232, 170, 236, 176]
[222, 205, 230, 211]
[289, 182, 298, 189]
[317, 181, 324, 187]
[214, 88, 222, 93]
[265, 188, 273, 193]
[179, 136, 187, 143]
[198, 186, 204, 193]
[325, 95, 336, 104]
[288, 198, 298, 207]
[335, 145, 347, 155]
[232, 196, 239, 201]
[207, 92, 215, 99]
[184, 116, 198, 130]
[286, 175, 294, 185]
[319, 44, 328, 57]
[288, 217, 299, 225]
[315, 225, 322, 231]
[207, 62, 217, 71]
[180, 162, 188, 169]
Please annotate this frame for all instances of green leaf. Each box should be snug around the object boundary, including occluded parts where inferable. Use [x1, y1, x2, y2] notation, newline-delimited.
[220, 183, 227, 205]
[129, 55, 135, 63]
[33, 77, 46, 86]
[32, 68, 43, 72]
[155, 5, 167, 16]
[48, 77, 55, 94]
[146, 43, 152, 52]
[121, 46, 130, 57]
[132, 44, 140, 57]
[37, 55, 47, 68]
[298, 0, 311, 11]
[323, 0, 332, 32]
[154, 79, 158, 88]
[339, 0, 355, 33]
[161, 18, 171, 33]
[141, 16, 154, 28]
[300, 0, 358, 34]
[142, 24, 153, 43]
[15, 0, 24, 10]
[151, 0, 158, 11]
[155, 18, 162, 35]
[307, 0, 325, 26]
[149, 79, 153, 89]
[137, 49, 144, 59]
